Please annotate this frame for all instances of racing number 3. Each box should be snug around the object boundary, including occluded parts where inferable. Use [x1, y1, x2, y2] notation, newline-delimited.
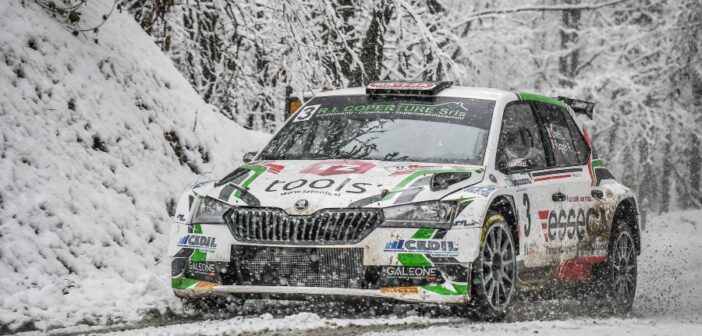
[293, 104, 321, 122]
[523, 193, 531, 237]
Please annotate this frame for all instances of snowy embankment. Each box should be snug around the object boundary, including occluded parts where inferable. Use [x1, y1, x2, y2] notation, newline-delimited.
[0, 0, 268, 332]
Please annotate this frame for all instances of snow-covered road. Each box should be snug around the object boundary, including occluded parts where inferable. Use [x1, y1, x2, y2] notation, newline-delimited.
[32, 210, 701, 336]
[41, 302, 701, 336]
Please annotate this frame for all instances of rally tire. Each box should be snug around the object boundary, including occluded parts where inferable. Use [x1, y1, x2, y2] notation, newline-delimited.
[589, 221, 637, 315]
[466, 213, 517, 321]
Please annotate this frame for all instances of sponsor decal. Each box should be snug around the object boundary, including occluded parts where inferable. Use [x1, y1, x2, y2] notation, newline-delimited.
[265, 177, 371, 196]
[187, 261, 217, 277]
[307, 95, 494, 127]
[385, 240, 459, 257]
[300, 160, 375, 176]
[546, 124, 577, 156]
[386, 164, 439, 176]
[194, 281, 217, 289]
[453, 219, 473, 226]
[294, 199, 310, 212]
[463, 186, 497, 198]
[175, 213, 186, 222]
[368, 81, 437, 89]
[315, 101, 480, 125]
[566, 195, 593, 202]
[383, 266, 438, 281]
[506, 159, 530, 169]
[524, 241, 539, 257]
[532, 206, 608, 243]
[576, 240, 608, 256]
[508, 177, 532, 186]
[178, 234, 218, 251]
[380, 286, 420, 295]
[262, 162, 285, 174]
[318, 102, 469, 117]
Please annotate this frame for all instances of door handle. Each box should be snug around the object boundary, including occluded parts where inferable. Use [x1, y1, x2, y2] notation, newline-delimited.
[591, 189, 604, 199]
[552, 192, 566, 202]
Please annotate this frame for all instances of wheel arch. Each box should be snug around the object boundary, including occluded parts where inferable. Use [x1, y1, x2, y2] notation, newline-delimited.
[612, 197, 640, 255]
[487, 195, 519, 255]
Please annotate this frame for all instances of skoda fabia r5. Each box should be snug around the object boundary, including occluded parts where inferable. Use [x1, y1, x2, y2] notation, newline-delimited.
[168, 81, 640, 319]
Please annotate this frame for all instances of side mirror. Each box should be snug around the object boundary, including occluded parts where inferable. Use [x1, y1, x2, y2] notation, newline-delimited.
[242, 151, 257, 163]
[504, 157, 533, 174]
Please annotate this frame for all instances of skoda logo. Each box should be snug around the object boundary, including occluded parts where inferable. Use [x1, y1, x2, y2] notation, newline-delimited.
[294, 199, 310, 212]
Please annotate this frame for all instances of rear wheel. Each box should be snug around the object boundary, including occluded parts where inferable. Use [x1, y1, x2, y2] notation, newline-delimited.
[455, 214, 517, 321]
[589, 222, 637, 314]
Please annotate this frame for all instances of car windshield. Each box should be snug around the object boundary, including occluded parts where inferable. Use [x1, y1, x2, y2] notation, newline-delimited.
[259, 95, 495, 165]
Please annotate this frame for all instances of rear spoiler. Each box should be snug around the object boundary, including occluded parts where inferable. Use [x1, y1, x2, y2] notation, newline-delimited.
[556, 96, 595, 119]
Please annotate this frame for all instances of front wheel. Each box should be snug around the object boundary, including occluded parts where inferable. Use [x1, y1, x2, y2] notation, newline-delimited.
[460, 214, 517, 321]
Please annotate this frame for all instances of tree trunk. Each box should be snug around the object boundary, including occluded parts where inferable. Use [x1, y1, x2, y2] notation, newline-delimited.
[354, 0, 393, 86]
[558, 0, 580, 88]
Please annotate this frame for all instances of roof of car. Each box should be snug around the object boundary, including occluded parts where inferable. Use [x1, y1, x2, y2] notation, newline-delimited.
[314, 86, 518, 102]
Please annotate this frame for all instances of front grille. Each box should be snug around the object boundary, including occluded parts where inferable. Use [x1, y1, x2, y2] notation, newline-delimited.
[225, 207, 383, 244]
[230, 246, 366, 288]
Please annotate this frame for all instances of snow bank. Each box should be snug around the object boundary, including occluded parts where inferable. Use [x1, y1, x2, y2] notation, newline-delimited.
[636, 210, 702, 318]
[0, 0, 268, 331]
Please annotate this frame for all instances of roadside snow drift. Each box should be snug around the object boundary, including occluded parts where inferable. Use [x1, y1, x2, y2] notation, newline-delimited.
[0, 0, 268, 331]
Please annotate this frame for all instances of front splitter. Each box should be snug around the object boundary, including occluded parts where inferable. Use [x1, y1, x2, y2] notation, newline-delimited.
[174, 285, 469, 304]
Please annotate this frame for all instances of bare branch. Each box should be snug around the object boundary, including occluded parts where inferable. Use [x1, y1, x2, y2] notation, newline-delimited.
[450, 0, 629, 30]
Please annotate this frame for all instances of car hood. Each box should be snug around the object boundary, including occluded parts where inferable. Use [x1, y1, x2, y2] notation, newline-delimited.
[199, 160, 485, 215]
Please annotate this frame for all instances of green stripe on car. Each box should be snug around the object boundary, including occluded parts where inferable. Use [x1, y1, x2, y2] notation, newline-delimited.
[190, 224, 208, 262]
[398, 253, 432, 267]
[383, 169, 472, 200]
[517, 92, 567, 108]
[171, 276, 198, 289]
[412, 228, 436, 239]
[421, 283, 468, 295]
[233, 165, 267, 198]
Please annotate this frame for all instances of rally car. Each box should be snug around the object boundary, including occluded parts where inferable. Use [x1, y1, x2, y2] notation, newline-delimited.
[168, 81, 639, 319]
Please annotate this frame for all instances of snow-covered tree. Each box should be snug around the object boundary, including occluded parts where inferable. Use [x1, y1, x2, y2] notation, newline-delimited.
[121, 0, 702, 210]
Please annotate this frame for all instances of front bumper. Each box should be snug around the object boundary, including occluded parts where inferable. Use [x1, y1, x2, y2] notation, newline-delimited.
[169, 223, 480, 304]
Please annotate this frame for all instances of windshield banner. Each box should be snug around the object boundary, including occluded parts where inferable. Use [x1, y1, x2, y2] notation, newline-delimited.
[295, 96, 494, 128]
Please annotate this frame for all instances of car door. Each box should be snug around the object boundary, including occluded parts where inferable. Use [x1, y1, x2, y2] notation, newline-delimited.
[532, 102, 596, 281]
[494, 102, 556, 277]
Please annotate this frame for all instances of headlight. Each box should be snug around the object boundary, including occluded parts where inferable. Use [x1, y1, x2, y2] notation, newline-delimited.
[191, 197, 230, 224]
[381, 201, 455, 229]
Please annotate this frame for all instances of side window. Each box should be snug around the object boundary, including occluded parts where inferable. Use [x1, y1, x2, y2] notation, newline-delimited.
[564, 112, 590, 164]
[496, 103, 547, 171]
[534, 103, 586, 167]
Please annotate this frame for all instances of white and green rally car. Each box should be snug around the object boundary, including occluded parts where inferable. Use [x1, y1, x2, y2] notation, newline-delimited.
[169, 81, 640, 319]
